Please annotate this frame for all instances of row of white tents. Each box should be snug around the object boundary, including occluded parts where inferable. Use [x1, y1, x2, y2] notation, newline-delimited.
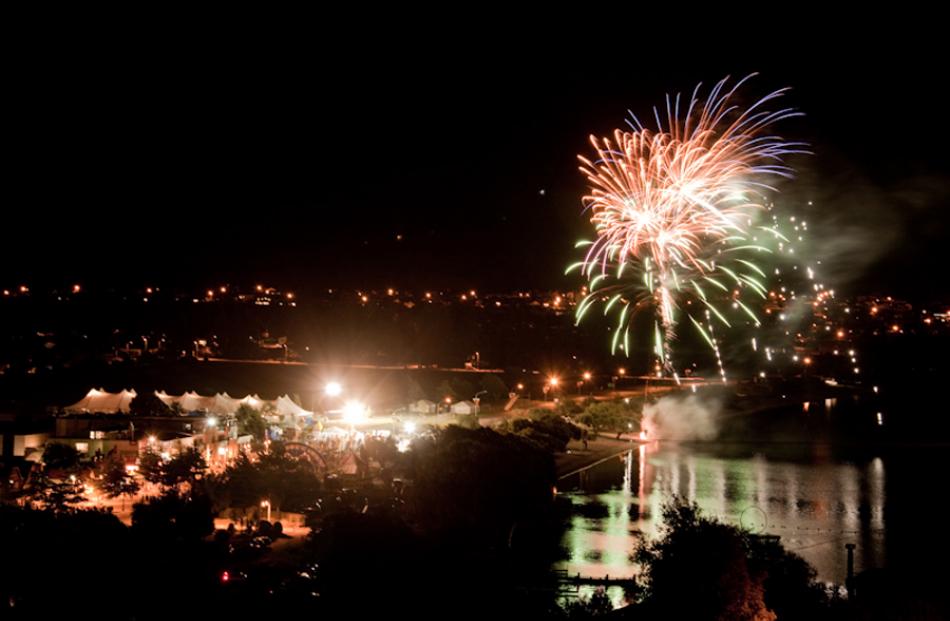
[64, 390, 478, 418]
[64, 388, 314, 419]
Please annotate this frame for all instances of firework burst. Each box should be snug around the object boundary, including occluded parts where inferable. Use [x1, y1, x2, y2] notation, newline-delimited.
[568, 74, 808, 380]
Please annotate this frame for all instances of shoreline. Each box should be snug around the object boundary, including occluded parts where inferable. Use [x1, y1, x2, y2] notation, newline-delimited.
[554, 433, 950, 481]
[556, 434, 641, 479]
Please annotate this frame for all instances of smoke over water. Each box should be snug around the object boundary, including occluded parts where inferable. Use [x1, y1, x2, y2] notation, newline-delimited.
[642, 394, 721, 441]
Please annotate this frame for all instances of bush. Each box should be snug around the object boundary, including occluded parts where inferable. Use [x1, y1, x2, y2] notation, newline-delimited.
[578, 400, 640, 433]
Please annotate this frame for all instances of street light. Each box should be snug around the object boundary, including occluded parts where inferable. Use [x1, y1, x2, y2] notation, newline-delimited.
[260, 499, 271, 522]
[582, 371, 592, 381]
[324, 381, 342, 397]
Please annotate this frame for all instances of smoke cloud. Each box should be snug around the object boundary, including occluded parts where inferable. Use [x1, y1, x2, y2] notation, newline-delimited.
[642, 394, 720, 441]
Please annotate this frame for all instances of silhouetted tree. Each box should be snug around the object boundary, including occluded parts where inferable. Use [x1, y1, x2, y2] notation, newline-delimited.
[408, 426, 555, 545]
[132, 490, 214, 541]
[635, 500, 776, 621]
[129, 392, 171, 417]
[747, 531, 829, 619]
[235, 403, 267, 440]
[28, 472, 86, 512]
[138, 449, 164, 485]
[512, 413, 582, 452]
[99, 458, 140, 508]
[153, 448, 207, 490]
[563, 588, 614, 618]
[42, 442, 81, 470]
[211, 442, 321, 515]
[0, 506, 129, 611]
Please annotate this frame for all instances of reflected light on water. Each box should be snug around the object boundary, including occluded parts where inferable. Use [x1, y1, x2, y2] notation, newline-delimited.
[558, 443, 888, 588]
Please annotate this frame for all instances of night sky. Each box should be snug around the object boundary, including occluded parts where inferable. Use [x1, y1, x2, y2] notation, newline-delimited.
[6, 28, 948, 300]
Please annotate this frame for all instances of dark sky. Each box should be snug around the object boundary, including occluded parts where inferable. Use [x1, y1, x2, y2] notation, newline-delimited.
[6, 26, 948, 300]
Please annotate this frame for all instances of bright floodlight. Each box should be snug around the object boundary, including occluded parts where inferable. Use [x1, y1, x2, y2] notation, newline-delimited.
[206, 416, 218, 428]
[324, 381, 343, 397]
[548, 376, 559, 387]
[403, 421, 417, 434]
[342, 401, 368, 424]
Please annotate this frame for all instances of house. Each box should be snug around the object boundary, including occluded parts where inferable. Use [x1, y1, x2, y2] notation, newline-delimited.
[450, 400, 479, 415]
[409, 399, 437, 414]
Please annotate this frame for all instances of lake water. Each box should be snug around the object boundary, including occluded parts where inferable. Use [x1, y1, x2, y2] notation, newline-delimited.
[556, 440, 944, 606]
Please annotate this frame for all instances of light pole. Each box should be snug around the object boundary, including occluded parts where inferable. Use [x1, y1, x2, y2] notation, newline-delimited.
[205, 416, 218, 465]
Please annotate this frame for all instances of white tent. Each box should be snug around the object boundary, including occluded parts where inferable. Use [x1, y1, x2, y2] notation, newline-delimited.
[239, 394, 266, 410]
[213, 392, 242, 414]
[274, 394, 312, 419]
[64, 388, 138, 414]
[156, 390, 245, 415]
[152, 390, 313, 419]
[155, 390, 176, 408]
[179, 390, 217, 412]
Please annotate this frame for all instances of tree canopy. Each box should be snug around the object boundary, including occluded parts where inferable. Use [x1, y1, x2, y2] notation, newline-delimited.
[42, 442, 81, 470]
[634, 500, 828, 620]
[235, 403, 267, 440]
[129, 391, 171, 417]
